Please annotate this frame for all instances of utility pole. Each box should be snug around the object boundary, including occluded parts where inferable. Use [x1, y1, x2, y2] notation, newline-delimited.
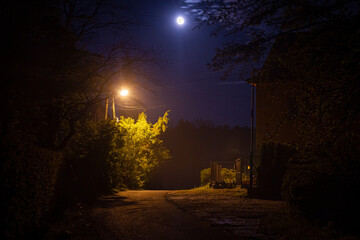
[112, 96, 116, 119]
[105, 98, 109, 120]
[249, 68, 255, 190]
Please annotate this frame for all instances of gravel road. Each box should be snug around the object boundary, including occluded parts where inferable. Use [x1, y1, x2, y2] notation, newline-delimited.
[81, 190, 237, 240]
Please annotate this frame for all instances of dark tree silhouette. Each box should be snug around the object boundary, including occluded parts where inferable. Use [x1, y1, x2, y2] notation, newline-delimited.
[1, 1, 164, 238]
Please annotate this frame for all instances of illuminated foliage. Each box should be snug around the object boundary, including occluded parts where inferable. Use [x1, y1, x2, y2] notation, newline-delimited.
[114, 111, 171, 189]
[220, 168, 236, 184]
[58, 111, 170, 206]
[200, 168, 211, 186]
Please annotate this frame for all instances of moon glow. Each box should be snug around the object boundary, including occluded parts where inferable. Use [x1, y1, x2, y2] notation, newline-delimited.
[176, 16, 185, 25]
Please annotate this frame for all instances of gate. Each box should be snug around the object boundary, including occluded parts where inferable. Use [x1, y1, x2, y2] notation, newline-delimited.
[210, 158, 242, 187]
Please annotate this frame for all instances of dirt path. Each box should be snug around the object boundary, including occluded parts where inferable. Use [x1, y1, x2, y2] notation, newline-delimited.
[49, 190, 238, 240]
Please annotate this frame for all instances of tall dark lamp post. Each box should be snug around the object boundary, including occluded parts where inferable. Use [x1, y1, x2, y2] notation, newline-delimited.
[249, 68, 255, 190]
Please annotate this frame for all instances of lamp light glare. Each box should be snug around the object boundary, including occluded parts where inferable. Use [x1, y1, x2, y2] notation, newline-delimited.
[120, 89, 129, 96]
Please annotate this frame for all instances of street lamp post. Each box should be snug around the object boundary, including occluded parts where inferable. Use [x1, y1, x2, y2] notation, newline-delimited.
[112, 96, 116, 119]
[105, 89, 129, 120]
[105, 98, 109, 120]
[249, 68, 255, 190]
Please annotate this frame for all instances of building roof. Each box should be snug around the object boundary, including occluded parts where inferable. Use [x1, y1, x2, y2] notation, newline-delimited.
[254, 33, 301, 84]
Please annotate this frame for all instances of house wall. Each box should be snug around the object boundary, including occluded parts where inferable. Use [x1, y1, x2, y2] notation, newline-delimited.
[256, 82, 297, 151]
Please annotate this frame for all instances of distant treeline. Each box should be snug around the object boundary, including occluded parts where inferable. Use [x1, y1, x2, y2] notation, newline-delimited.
[148, 119, 250, 189]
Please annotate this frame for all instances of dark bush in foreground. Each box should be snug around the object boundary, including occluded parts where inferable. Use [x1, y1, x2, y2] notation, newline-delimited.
[257, 142, 294, 199]
[0, 140, 63, 239]
[54, 121, 120, 212]
[282, 147, 360, 235]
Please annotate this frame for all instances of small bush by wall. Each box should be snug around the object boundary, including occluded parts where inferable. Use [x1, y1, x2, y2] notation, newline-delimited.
[282, 146, 360, 235]
[257, 142, 294, 199]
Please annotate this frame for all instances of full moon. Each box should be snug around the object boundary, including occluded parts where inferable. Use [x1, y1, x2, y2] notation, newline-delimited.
[176, 16, 185, 25]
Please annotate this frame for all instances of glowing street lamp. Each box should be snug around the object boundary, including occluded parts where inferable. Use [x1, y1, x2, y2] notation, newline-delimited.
[105, 89, 129, 120]
[120, 89, 129, 96]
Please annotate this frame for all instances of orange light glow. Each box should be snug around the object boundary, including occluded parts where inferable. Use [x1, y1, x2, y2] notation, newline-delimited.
[120, 89, 129, 96]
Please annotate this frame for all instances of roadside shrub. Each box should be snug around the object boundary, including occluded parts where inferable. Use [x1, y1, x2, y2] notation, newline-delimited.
[55, 120, 120, 209]
[257, 142, 294, 199]
[117, 112, 170, 189]
[1, 140, 63, 239]
[56, 112, 170, 209]
[282, 145, 360, 235]
[200, 168, 211, 186]
[221, 168, 236, 184]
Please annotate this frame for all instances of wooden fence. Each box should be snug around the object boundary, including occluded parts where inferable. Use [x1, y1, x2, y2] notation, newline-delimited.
[210, 158, 242, 186]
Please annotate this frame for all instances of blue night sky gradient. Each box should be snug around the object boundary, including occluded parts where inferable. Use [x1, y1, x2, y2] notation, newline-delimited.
[92, 0, 253, 127]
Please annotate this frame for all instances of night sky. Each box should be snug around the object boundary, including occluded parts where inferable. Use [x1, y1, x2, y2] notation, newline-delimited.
[91, 0, 252, 127]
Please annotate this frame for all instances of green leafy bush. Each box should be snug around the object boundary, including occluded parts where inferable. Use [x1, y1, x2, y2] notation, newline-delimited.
[57, 111, 170, 208]
[200, 168, 211, 186]
[221, 168, 236, 184]
[117, 112, 170, 189]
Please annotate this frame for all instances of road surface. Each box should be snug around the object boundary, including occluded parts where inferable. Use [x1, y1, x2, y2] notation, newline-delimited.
[87, 190, 237, 240]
